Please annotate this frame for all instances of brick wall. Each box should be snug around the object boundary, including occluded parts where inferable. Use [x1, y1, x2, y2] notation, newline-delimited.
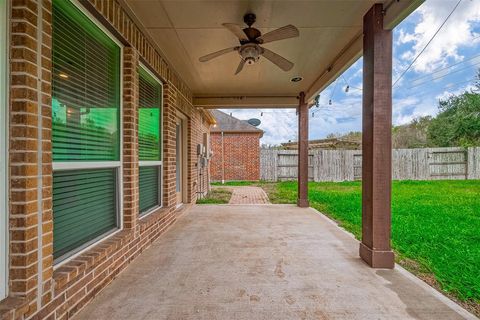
[1, 0, 212, 319]
[188, 111, 211, 201]
[8, 0, 53, 318]
[210, 132, 261, 181]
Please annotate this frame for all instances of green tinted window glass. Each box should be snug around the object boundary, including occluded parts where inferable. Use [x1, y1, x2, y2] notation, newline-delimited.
[139, 166, 160, 214]
[52, 0, 120, 161]
[53, 169, 118, 260]
[139, 68, 162, 161]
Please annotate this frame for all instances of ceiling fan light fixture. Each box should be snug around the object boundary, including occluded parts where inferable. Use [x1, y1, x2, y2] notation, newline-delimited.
[239, 44, 261, 65]
[199, 14, 299, 75]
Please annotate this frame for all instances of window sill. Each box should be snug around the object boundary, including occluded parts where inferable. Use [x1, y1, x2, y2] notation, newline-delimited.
[138, 206, 171, 232]
[0, 296, 29, 320]
[52, 230, 134, 294]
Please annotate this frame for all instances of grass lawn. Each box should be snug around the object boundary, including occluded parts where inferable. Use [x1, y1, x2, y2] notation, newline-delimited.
[196, 188, 232, 204]
[265, 180, 480, 310]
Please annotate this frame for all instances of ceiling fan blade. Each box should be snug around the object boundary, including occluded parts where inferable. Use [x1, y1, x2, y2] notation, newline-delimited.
[258, 25, 299, 44]
[222, 23, 248, 41]
[261, 48, 294, 71]
[199, 47, 238, 62]
[235, 59, 246, 75]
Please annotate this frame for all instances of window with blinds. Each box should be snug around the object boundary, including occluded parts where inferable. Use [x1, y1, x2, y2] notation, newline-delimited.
[52, 0, 120, 161]
[53, 169, 118, 260]
[139, 67, 162, 160]
[51, 0, 121, 262]
[139, 166, 160, 213]
[139, 67, 163, 215]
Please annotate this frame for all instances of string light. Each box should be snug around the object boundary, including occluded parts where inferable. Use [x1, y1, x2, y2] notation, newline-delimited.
[314, 95, 320, 108]
[261, 112, 263, 116]
[329, 79, 339, 105]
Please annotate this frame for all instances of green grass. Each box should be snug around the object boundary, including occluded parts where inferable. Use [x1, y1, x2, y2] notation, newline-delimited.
[266, 180, 480, 305]
[196, 188, 232, 204]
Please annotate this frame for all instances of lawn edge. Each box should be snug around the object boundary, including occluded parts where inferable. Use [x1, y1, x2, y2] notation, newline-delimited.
[306, 205, 480, 319]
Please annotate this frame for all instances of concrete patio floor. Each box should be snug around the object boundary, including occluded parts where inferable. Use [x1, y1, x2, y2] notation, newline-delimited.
[74, 205, 476, 320]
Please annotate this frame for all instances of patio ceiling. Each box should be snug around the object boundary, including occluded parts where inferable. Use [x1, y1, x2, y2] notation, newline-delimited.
[122, 0, 423, 108]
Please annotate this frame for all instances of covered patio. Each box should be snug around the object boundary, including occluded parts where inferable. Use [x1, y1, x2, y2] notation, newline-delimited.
[74, 204, 473, 320]
[122, 0, 419, 269]
[4, 0, 477, 319]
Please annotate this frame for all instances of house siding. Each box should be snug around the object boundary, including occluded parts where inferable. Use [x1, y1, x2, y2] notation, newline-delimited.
[210, 132, 261, 182]
[1, 0, 211, 319]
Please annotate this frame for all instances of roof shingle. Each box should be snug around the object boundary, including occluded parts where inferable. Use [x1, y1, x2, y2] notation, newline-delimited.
[210, 110, 263, 136]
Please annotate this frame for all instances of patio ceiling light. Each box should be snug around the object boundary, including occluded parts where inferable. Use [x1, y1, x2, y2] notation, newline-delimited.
[290, 76, 303, 83]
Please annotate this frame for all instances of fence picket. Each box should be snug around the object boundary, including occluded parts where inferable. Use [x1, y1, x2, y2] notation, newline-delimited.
[260, 147, 479, 182]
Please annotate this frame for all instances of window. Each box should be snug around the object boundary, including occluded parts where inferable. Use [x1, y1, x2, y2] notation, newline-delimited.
[51, 0, 122, 263]
[0, 0, 8, 300]
[138, 66, 163, 216]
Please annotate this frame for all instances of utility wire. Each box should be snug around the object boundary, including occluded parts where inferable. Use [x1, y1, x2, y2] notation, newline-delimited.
[392, 0, 463, 87]
[407, 53, 480, 84]
[405, 62, 480, 90]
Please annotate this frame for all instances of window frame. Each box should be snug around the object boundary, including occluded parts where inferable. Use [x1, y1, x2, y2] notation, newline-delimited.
[138, 64, 164, 218]
[51, 0, 124, 266]
[0, 0, 9, 301]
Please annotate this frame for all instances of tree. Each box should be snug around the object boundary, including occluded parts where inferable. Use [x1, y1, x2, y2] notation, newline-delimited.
[392, 116, 432, 148]
[428, 91, 480, 147]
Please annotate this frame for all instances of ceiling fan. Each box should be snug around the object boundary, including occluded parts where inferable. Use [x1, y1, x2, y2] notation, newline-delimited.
[198, 13, 299, 75]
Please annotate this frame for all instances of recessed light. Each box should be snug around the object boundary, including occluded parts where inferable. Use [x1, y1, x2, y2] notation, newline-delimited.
[290, 76, 303, 83]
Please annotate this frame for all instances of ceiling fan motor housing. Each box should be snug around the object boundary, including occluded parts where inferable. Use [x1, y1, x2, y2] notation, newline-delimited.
[239, 43, 262, 65]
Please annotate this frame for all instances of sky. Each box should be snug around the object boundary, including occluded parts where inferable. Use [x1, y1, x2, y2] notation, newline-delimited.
[221, 0, 480, 146]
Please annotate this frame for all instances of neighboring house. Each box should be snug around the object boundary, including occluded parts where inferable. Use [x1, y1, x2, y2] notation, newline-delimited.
[210, 110, 263, 182]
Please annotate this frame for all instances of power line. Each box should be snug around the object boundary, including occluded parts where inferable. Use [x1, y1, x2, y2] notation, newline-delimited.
[405, 62, 480, 90]
[392, 0, 463, 87]
[407, 53, 480, 84]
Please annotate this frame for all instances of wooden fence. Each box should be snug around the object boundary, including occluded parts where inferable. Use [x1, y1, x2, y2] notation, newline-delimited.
[260, 147, 480, 182]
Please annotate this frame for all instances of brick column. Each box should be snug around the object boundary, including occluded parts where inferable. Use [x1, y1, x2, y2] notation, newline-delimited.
[162, 84, 178, 209]
[9, 0, 53, 315]
[360, 3, 395, 269]
[297, 92, 309, 208]
[122, 47, 139, 231]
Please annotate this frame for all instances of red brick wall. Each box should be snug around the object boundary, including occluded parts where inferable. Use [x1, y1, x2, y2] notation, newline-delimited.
[210, 132, 261, 181]
[188, 111, 211, 201]
[1, 0, 212, 319]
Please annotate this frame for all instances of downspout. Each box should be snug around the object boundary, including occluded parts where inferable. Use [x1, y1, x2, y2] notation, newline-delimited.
[221, 131, 225, 184]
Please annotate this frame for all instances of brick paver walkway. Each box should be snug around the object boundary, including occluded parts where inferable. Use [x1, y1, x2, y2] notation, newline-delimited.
[228, 186, 270, 204]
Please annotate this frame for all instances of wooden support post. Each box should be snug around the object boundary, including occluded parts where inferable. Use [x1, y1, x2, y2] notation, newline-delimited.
[297, 92, 309, 207]
[360, 3, 395, 268]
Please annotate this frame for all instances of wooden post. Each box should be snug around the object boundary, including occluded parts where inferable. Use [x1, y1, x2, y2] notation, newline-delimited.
[360, 4, 395, 268]
[297, 92, 309, 207]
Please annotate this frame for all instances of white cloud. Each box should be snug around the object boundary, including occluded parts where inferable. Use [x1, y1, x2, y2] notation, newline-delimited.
[398, 0, 480, 73]
[435, 83, 476, 100]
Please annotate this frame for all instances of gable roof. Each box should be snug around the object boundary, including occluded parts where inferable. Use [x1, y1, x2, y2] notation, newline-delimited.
[210, 110, 263, 136]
